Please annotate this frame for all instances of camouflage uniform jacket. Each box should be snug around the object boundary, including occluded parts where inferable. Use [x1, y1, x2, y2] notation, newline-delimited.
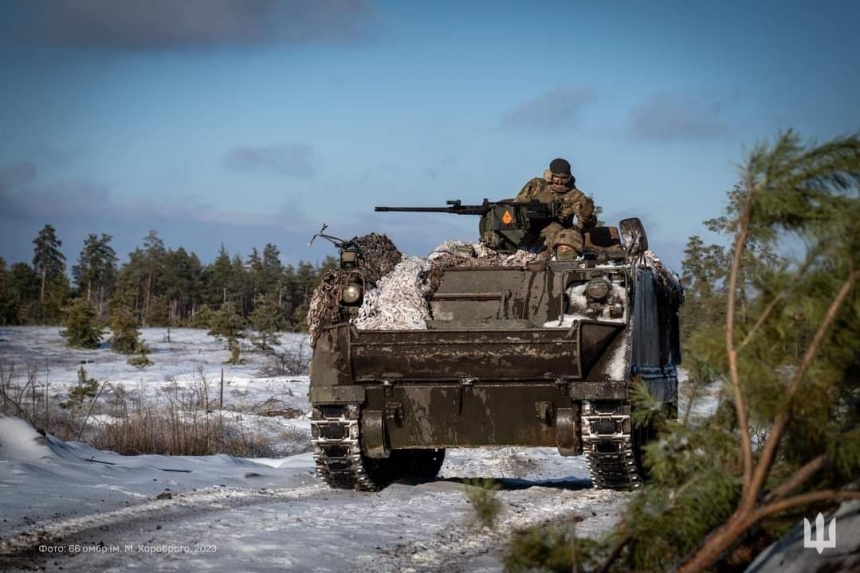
[514, 170, 597, 230]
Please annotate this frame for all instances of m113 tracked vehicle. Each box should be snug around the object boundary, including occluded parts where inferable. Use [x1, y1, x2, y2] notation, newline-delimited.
[308, 200, 682, 491]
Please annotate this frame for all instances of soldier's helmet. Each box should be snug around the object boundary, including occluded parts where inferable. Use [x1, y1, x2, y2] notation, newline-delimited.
[553, 228, 584, 261]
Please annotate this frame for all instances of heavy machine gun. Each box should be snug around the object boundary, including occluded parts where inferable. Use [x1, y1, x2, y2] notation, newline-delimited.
[375, 199, 564, 252]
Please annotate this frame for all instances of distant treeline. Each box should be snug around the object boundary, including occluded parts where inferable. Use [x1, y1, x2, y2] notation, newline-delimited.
[0, 226, 337, 331]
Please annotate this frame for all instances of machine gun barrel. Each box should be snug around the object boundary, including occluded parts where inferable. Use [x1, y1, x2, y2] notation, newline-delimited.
[374, 206, 469, 213]
[375, 199, 492, 216]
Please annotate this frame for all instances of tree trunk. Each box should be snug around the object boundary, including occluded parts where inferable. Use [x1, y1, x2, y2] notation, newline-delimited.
[98, 285, 105, 320]
[40, 267, 46, 306]
[143, 271, 152, 327]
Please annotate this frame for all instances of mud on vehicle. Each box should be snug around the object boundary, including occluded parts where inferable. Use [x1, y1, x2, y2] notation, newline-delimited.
[307, 204, 683, 491]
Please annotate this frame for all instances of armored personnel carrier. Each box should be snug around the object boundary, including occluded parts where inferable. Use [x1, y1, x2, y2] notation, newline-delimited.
[308, 200, 682, 491]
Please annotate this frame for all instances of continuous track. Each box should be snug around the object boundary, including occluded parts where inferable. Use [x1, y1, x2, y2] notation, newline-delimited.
[581, 401, 642, 490]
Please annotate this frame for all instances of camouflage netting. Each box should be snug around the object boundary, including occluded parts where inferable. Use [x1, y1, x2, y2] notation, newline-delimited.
[353, 256, 431, 330]
[352, 233, 402, 285]
[307, 269, 348, 347]
[307, 233, 402, 347]
[308, 237, 544, 340]
[355, 241, 539, 329]
[427, 240, 538, 269]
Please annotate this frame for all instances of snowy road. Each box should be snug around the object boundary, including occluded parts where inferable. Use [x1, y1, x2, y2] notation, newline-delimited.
[33, 480, 622, 573]
[0, 417, 626, 572]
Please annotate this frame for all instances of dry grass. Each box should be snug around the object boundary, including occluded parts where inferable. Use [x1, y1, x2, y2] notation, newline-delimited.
[256, 339, 311, 376]
[0, 360, 308, 458]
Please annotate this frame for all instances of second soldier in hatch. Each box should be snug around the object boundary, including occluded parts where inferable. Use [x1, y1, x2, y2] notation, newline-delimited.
[514, 158, 597, 254]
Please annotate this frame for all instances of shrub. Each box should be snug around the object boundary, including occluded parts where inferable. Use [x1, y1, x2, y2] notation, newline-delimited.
[463, 478, 502, 528]
[109, 304, 141, 354]
[61, 367, 100, 409]
[60, 299, 103, 349]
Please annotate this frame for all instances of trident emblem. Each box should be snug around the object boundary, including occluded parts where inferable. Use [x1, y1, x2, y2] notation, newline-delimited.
[803, 513, 836, 554]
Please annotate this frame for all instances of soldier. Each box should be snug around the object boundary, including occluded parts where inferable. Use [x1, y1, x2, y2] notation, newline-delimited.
[514, 158, 597, 251]
[551, 228, 584, 261]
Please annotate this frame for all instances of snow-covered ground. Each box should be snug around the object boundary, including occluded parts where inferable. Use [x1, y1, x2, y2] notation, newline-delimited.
[0, 326, 311, 409]
[0, 327, 312, 457]
[0, 414, 623, 573]
[0, 327, 708, 571]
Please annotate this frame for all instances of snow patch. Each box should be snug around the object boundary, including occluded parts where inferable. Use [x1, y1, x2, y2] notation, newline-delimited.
[606, 336, 629, 380]
[0, 415, 58, 462]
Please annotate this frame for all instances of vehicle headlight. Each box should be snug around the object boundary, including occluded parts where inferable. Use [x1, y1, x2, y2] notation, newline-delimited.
[585, 277, 611, 301]
[342, 283, 363, 304]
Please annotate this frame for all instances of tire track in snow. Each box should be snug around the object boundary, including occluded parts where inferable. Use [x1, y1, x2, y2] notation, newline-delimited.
[361, 487, 627, 573]
[0, 483, 323, 558]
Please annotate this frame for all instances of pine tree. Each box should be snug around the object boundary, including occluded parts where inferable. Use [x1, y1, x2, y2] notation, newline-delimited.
[231, 253, 250, 315]
[163, 247, 203, 324]
[113, 248, 146, 320]
[671, 130, 860, 572]
[247, 247, 263, 297]
[290, 261, 317, 331]
[145, 295, 170, 327]
[250, 293, 286, 348]
[127, 342, 153, 368]
[109, 304, 142, 354]
[140, 231, 166, 326]
[60, 298, 104, 349]
[281, 263, 298, 329]
[32, 224, 66, 322]
[72, 233, 118, 316]
[0, 257, 17, 326]
[191, 304, 215, 329]
[185, 251, 206, 323]
[42, 272, 71, 325]
[680, 234, 728, 337]
[208, 301, 246, 363]
[261, 243, 284, 300]
[61, 367, 100, 409]
[208, 244, 233, 306]
[7, 262, 41, 324]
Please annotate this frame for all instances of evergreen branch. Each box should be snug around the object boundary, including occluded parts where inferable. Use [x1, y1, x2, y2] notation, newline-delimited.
[727, 176, 757, 494]
[676, 512, 755, 573]
[596, 533, 631, 573]
[761, 455, 827, 504]
[748, 270, 859, 504]
[736, 246, 824, 352]
[753, 489, 860, 522]
[679, 489, 860, 573]
[737, 295, 781, 353]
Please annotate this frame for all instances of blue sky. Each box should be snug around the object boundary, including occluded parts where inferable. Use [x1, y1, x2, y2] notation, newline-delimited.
[1, 0, 859, 272]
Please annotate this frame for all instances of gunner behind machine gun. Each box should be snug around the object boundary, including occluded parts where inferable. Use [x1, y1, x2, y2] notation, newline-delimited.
[375, 196, 590, 256]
